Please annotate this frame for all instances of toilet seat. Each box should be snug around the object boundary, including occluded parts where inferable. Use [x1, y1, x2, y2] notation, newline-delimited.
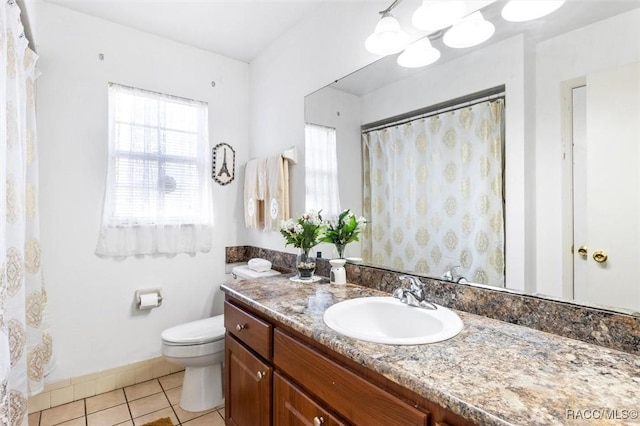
[161, 315, 225, 346]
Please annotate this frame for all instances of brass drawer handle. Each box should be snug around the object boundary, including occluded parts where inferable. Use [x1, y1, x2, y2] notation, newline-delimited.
[256, 371, 266, 380]
[236, 324, 246, 332]
[593, 250, 608, 263]
[313, 416, 325, 426]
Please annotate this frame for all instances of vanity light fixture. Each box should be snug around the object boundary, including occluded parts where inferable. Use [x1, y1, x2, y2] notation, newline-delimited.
[412, 0, 468, 32]
[365, 11, 410, 56]
[443, 11, 495, 48]
[501, 0, 565, 22]
[397, 37, 441, 68]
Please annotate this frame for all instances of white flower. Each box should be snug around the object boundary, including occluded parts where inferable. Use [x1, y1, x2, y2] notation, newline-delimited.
[326, 215, 340, 229]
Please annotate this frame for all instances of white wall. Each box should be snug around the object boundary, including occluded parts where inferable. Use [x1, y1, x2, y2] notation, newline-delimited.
[535, 9, 640, 298]
[29, 2, 250, 382]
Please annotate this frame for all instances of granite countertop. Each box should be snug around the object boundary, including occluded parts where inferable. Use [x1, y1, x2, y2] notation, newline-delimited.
[221, 274, 640, 426]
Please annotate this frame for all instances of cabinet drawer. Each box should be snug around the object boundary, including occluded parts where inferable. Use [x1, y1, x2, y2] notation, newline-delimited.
[274, 330, 429, 426]
[225, 301, 273, 360]
[275, 372, 346, 426]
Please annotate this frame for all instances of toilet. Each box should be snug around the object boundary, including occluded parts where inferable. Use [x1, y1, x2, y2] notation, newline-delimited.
[160, 262, 280, 412]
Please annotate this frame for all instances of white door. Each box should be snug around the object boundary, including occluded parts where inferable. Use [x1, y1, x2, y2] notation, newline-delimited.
[573, 62, 640, 311]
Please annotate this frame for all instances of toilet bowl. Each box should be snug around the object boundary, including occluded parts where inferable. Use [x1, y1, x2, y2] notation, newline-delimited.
[160, 262, 280, 412]
[161, 315, 225, 412]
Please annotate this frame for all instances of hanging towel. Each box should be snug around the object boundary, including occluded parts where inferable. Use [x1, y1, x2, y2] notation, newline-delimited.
[244, 158, 266, 229]
[264, 156, 290, 230]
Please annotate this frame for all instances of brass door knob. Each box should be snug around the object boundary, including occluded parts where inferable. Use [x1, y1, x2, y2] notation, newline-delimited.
[593, 250, 608, 263]
[577, 246, 588, 257]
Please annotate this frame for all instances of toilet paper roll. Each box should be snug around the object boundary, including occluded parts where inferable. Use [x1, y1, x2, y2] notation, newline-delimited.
[139, 293, 159, 309]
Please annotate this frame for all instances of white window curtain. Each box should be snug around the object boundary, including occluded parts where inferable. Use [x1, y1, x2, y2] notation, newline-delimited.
[2, 2, 54, 424]
[305, 123, 340, 216]
[362, 99, 505, 286]
[96, 84, 213, 257]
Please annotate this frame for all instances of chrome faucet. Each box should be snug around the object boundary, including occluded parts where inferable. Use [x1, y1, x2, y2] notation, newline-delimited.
[441, 266, 468, 284]
[392, 275, 437, 310]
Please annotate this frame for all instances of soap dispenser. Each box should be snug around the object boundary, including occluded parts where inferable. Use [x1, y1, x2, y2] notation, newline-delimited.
[329, 259, 347, 285]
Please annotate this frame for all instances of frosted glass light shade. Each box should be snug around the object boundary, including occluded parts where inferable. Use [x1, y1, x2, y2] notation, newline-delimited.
[412, 0, 468, 31]
[443, 11, 495, 48]
[365, 13, 409, 56]
[501, 0, 565, 22]
[397, 38, 441, 68]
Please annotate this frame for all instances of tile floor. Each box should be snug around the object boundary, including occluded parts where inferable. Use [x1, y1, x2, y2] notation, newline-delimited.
[28, 371, 225, 426]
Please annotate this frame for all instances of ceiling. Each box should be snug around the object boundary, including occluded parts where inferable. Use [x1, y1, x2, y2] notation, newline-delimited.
[44, 0, 325, 63]
[42, 0, 640, 66]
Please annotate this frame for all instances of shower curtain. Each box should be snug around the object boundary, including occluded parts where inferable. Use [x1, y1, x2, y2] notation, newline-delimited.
[362, 99, 505, 286]
[1, 1, 53, 424]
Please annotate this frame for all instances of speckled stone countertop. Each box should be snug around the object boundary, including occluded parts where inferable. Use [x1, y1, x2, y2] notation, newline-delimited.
[221, 275, 640, 426]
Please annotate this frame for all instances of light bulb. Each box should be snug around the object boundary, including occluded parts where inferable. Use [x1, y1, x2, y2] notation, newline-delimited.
[412, 0, 468, 32]
[365, 12, 410, 56]
[443, 11, 495, 49]
[397, 38, 441, 68]
[501, 0, 565, 22]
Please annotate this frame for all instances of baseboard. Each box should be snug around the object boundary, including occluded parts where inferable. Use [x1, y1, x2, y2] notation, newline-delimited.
[28, 357, 184, 413]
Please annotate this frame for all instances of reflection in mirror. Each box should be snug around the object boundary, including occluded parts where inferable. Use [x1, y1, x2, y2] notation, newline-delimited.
[304, 1, 640, 313]
[361, 93, 505, 287]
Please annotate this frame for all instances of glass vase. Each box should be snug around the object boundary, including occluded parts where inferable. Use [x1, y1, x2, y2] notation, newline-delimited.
[296, 248, 316, 280]
[333, 243, 347, 259]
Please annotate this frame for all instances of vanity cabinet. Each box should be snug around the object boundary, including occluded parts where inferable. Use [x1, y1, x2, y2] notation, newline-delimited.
[224, 300, 273, 426]
[224, 297, 474, 426]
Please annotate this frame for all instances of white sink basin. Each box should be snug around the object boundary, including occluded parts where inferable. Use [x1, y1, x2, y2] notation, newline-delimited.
[323, 297, 463, 345]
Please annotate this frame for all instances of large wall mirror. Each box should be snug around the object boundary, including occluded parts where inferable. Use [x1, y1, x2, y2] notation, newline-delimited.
[305, 0, 640, 314]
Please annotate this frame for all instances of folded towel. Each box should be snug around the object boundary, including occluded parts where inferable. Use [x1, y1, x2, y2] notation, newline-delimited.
[248, 258, 273, 272]
[257, 158, 266, 201]
[244, 159, 265, 229]
[264, 156, 290, 230]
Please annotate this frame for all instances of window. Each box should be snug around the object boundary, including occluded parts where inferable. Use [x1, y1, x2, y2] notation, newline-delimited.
[305, 123, 340, 216]
[96, 83, 213, 257]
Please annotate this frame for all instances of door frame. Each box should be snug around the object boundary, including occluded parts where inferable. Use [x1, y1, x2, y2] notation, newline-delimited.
[560, 76, 586, 301]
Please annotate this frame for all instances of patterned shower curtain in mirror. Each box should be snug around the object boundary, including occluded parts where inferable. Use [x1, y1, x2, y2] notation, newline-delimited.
[2, 2, 54, 425]
[362, 99, 505, 286]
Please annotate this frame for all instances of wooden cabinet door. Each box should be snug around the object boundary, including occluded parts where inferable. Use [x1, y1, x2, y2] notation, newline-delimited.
[274, 372, 346, 426]
[225, 334, 272, 426]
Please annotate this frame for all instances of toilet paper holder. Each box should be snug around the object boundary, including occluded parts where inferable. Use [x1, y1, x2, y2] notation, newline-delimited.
[135, 288, 163, 310]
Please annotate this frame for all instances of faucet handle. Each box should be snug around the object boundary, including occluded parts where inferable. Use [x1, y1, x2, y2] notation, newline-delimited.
[442, 266, 463, 281]
[404, 292, 420, 307]
[398, 275, 424, 290]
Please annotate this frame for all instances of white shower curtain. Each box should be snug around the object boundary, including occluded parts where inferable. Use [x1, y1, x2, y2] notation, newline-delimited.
[362, 99, 505, 286]
[1, 2, 53, 425]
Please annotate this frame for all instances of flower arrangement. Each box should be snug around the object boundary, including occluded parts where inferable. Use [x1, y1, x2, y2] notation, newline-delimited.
[280, 210, 324, 253]
[280, 211, 324, 280]
[321, 209, 367, 258]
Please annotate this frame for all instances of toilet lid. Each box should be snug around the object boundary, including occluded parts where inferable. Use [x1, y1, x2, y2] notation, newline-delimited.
[161, 315, 225, 345]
